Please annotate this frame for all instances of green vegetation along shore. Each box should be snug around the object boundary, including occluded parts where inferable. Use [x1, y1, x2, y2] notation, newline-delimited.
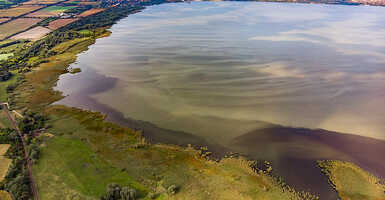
[318, 160, 385, 200]
[0, 1, 384, 200]
[0, 4, 319, 200]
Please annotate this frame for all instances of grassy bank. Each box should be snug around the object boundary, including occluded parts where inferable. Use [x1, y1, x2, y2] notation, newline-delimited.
[318, 160, 385, 200]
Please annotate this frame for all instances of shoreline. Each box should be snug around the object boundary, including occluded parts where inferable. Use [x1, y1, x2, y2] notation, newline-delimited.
[48, 4, 385, 199]
[1, 2, 384, 199]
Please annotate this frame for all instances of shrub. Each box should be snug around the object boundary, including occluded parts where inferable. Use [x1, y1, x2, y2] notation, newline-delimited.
[167, 184, 178, 195]
[100, 183, 137, 200]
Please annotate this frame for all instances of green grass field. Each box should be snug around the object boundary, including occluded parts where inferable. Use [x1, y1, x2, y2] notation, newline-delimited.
[34, 136, 148, 199]
[41, 5, 75, 12]
[318, 160, 385, 200]
[0, 0, 12, 5]
[0, 72, 18, 102]
[38, 105, 311, 200]
[0, 144, 11, 183]
[0, 53, 12, 60]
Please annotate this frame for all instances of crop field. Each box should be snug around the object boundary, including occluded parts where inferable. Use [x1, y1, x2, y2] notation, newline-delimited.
[0, 17, 9, 23]
[65, 0, 101, 5]
[0, 111, 12, 128]
[0, 191, 12, 200]
[43, 5, 75, 12]
[78, 8, 104, 17]
[0, 144, 11, 182]
[0, 18, 42, 40]
[11, 26, 51, 40]
[0, 0, 12, 4]
[319, 160, 385, 200]
[47, 17, 78, 30]
[0, 53, 12, 60]
[26, 5, 75, 17]
[0, 5, 43, 17]
[23, 0, 65, 4]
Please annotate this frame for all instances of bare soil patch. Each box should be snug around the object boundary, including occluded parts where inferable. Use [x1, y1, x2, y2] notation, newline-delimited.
[78, 8, 104, 17]
[11, 26, 51, 40]
[0, 18, 42, 40]
[48, 18, 78, 30]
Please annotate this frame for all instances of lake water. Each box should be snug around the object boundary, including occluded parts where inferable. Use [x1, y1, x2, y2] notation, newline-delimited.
[55, 2, 385, 199]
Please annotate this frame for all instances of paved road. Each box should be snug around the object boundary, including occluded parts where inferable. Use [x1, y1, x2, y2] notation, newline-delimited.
[1, 103, 39, 200]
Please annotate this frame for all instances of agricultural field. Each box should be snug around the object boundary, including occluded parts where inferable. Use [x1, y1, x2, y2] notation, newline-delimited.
[318, 160, 385, 200]
[0, 53, 12, 60]
[0, 190, 12, 200]
[78, 8, 104, 17]
[22, 0, 63, 4]
[0, 144, 11, 182]
[47, 17, 77, 30]
[11, 25, 51, 40]
[0, 5, 43, 17]
[0, 0, 12, 5]
[0, 17, 42, 40]
[0, 112, 12, 128]
[65, 0, 100, 5]
[26, 5, 75, 17]
[0, 17, 10, 23]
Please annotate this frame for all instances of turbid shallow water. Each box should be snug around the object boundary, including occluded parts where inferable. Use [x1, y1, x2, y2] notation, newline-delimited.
[55, 2, 385, 199]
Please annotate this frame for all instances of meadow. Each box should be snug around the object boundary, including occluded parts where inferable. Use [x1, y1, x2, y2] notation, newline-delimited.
[0, 72, 18, 102]
[0, 53, 12, 60]
[319, 160, 385, 200]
